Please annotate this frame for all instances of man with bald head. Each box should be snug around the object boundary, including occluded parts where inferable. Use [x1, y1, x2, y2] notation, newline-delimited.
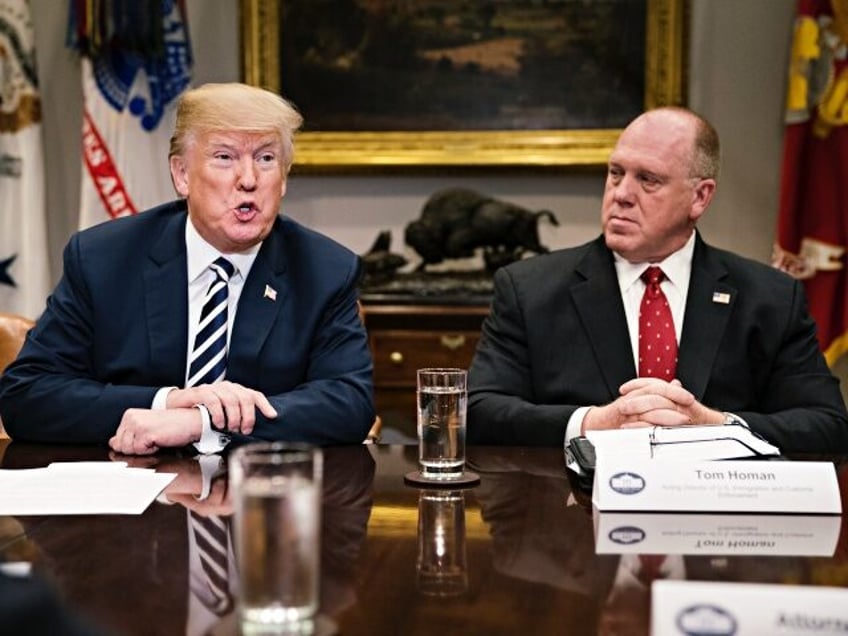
[467, 107, 848, 453]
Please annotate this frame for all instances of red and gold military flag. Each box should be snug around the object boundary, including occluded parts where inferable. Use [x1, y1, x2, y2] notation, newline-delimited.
[774, 0, 848, 366]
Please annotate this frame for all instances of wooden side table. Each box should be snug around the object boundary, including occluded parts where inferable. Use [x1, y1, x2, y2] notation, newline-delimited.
[361, 301, 489, 438]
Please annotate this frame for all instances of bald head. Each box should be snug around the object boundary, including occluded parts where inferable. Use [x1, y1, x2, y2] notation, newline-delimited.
[625, 107, 721, 182]
[602, 107, 720, 263]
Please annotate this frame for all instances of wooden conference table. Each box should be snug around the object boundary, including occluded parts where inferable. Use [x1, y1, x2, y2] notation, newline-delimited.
[1, 440, 847, 635]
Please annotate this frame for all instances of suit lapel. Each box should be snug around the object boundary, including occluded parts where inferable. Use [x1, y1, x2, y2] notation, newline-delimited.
[570, 239, 636, 395]
[228, 223, 289, 384]
[677, 237, 736, 399]
[144, 211, 189, 385]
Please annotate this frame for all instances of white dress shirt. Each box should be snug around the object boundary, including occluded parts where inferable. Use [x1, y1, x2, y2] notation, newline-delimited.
[152, 217, 261, 453]
[565, 232, 696, 442]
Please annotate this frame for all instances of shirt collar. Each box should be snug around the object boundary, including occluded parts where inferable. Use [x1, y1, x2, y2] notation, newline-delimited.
[185, 217, 261, 284]
[613, 230, 696, 293]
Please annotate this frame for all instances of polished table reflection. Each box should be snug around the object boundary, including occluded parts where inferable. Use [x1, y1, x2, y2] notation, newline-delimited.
[1, 440, 848, 635]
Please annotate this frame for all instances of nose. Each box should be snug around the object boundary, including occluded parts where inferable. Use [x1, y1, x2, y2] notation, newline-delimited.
[236, 157, 257, 191]
[611, 173, 636, 206]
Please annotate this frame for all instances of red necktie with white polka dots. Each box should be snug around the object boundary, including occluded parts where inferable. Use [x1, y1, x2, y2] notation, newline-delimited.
[637, 554, 667, 585]
[638, 266, 677, 381]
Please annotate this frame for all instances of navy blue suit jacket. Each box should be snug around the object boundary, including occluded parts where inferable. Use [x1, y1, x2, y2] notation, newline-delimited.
[0, 200, 375, 445]
[467, 233, 848, 453]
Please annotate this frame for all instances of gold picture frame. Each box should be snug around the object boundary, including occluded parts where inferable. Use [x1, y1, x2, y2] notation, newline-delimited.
[241, 0, 687, 170]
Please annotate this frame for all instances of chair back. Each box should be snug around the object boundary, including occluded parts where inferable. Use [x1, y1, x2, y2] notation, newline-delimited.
[0, 312, 33, 373]
[0, 312, 35, 439]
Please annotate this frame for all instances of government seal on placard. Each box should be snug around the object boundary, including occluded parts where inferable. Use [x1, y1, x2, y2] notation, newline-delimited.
[676, 604, 737, 636]
[609, 526, 646, 545]
[609, 472, 646, 495]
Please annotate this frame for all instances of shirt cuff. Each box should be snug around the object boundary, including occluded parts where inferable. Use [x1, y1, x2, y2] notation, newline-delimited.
[192, 404, 230, 455]
[195, 454, 226, 501]
[152, 386, 178, 410]
[565, 406, 591, 444]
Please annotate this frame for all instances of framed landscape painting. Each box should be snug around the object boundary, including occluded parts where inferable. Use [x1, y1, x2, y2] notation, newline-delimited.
[241, 0, 687, 169]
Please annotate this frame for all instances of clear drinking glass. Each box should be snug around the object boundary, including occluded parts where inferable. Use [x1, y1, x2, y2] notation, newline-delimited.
[230, 442, 323, 634]
[416, 368, 468, 481]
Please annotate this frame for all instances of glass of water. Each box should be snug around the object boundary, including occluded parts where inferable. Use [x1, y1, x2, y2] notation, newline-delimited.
[417, 368, 467, 480]
[230, 442, 323, 634]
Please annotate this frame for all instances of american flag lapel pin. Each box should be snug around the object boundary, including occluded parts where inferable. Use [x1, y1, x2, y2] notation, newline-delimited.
[712, 291, 731, 304]
[264, 284, 277, 301]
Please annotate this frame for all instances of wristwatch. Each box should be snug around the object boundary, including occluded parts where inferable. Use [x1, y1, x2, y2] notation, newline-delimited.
[722, 411, 742, 426]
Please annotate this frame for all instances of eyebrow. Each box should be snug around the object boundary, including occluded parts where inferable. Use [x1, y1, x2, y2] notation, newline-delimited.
[206, 138, 281, 153]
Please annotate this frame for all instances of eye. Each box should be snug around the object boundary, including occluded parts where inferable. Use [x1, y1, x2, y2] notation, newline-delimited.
[255, 151, 280, 168]
[213, 151, 233, 162]
[638, 173, 662, 191]
[607, 166, 623, 182]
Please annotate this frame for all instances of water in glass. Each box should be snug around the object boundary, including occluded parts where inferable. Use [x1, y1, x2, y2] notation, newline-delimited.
[236, 474, 320, 630]
[418, 385, 466, 479]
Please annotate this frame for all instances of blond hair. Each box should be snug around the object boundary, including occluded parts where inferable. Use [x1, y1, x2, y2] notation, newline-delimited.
[169, 83, 303, 173]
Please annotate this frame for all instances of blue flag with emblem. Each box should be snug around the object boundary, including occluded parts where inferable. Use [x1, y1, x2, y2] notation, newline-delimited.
[67, 0, 193, 228]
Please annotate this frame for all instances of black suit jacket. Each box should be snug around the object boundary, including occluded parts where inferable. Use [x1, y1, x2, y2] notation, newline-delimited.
[0, 201, 375, 445]
[468, 233, 848, 452]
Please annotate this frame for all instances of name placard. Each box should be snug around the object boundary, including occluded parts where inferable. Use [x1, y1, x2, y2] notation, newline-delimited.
[592, 459, 841, 514]
[652, 580, 848, 636]
[594, 511, 840, 556]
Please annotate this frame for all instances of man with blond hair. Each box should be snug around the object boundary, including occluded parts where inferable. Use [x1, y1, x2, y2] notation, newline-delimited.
[0, 83, 375, 453]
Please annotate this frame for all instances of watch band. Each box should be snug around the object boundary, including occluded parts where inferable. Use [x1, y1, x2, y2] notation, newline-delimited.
[722, 411, 742, 426]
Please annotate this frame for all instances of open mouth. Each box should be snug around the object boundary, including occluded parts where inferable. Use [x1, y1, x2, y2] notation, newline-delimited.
[234, 202, 257, 220]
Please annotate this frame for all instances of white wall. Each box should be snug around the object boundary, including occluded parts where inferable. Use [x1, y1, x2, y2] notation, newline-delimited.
[689, 0, 795, 264]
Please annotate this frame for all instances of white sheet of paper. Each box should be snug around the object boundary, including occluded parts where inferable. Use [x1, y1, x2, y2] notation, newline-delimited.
[652, 580, 848, 636]
[0, 462, 176, 515]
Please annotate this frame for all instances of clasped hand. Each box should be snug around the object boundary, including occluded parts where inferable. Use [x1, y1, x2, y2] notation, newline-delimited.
[109, 381, 277, 455]
[582, 378, 724, 433]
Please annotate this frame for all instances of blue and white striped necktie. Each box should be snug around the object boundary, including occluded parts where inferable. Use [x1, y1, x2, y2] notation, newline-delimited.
[190, 511, 233, 614]
[187, 257, 235, 387]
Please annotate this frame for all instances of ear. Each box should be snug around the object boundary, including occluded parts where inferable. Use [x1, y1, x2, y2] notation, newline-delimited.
[169, 155, 189, 197]
[279, 174, 288, 200]
[689, 178, 717, 222]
